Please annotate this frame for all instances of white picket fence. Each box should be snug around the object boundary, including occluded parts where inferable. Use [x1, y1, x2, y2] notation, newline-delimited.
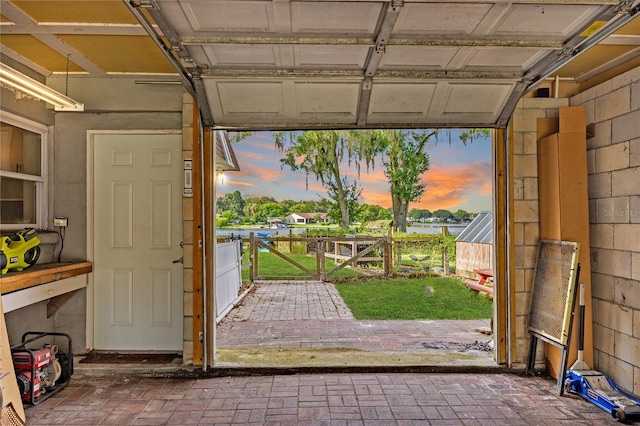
[215, 239, 243, 323]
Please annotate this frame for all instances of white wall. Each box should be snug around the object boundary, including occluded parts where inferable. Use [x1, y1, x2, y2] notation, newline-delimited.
[3, 76, 186, 353]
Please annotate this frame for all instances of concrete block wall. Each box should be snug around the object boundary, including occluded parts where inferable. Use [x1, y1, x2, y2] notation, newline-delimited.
[511, 97, 569, 364]
[570, 66, 640, 394]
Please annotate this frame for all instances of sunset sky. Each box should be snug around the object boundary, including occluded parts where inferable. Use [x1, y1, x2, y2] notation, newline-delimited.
[218, 130, 493, 213]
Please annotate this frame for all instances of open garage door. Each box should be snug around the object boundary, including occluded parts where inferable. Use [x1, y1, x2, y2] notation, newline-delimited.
[125, 0, 640, 129]
[1, 0, 638, 129]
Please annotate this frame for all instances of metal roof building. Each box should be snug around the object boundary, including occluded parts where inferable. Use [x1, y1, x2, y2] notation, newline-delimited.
[456, 211, 493, 244]
[456, 211, 493, 279]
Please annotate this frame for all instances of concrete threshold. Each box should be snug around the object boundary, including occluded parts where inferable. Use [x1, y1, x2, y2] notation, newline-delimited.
[73, 362, 512, 380]
[73, 348, 508, 379]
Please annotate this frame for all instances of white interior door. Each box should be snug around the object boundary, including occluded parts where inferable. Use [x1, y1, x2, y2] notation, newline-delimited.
[93, 133, 183, 351]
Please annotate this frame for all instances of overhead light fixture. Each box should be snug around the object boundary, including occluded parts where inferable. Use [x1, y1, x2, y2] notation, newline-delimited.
[0, 63, 84, 111]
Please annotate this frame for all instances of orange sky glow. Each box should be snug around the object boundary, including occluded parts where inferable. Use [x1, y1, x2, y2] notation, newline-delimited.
[218, 131, 493, 213]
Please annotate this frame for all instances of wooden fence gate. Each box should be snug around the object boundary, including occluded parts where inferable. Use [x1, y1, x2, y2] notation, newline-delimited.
[250, 233, 392, 281]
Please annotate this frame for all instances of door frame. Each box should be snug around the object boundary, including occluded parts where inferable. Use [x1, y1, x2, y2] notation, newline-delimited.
[86, 129, 183, 352]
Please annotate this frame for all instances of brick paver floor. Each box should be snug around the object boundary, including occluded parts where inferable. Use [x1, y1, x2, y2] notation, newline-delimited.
[217, 281, 493, 355]
[227, 281, 354, 321]
[24, 372, 615, 425]
[20, 280, 619, 424]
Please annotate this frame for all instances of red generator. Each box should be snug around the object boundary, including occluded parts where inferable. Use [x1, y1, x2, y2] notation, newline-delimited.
[11, 331, 73, 405]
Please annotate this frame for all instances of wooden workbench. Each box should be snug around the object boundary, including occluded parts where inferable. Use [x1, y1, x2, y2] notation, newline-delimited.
[0, 261, 92, 295]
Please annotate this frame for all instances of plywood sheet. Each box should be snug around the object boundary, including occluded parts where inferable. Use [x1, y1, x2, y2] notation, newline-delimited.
[559, 106, 587, 134]
[537, 117, 560, 140]
[537, 133, 561, 240]
[1, 298, 26, 424]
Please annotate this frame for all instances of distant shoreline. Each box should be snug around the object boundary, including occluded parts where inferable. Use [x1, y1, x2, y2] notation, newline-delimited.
[216, 223, 467, 238]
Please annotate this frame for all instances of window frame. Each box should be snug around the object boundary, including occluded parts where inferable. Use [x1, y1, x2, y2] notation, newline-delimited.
[0, 111, 48, 230]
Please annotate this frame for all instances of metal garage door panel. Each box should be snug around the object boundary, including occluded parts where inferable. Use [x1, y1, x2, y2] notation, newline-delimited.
[442, 82, 514, 115]
[212, 81, 286, 115]
[463, 47, 551, 70]
[290, 1, 383, 33]
[206, 79, 361, 126]
[201, 44, 369, 69]
[367, 82, 437, 119]
[379, 46, 459, 69]
[168, 0, 383, 34]
[491, 4, 605, 36]
[394, 2, 495, 34]
[173, 1, 274, 32]
[366, 80, 515, 126]
[394, 2, 605, 37]
[295, 81, 360, 116]
[294, 46, 369, 69]
[378, 45, 551, 72]
[201, 45, 282, 67]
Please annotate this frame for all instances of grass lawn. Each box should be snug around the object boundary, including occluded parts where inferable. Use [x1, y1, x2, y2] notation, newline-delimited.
[335, 277, 492, 320]
[245, 251, 363, 280]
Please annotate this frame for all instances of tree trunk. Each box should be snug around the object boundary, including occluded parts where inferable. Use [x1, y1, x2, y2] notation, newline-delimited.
[338, 196, 350, 229]
[334, 171, 350, 230]
[398, 202, 409, 232]
[328, 145, 350, 230]
[391, 191, 409, 232]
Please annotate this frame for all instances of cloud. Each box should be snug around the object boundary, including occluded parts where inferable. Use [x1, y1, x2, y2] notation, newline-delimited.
[350, 167, 387, 184]
[363, 191, 392, 207]
[477, 180, 493, 196]
[239, 150, 270, 162]
[414, 161, 491, 211]
[290, 179, 325, 193]
[357, 161, 490, 212]
[221, 179, 256, 188]
[236, 164, 285, 183]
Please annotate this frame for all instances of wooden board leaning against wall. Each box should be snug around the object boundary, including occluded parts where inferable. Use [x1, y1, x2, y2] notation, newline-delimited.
[536, 106, 592, 378]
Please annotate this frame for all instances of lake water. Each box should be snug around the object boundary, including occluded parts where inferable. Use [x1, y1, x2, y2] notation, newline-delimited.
[216, 224, 467, 239]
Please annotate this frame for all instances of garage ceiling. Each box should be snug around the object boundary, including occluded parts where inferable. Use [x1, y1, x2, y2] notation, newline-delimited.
[1, 0, 639, 129]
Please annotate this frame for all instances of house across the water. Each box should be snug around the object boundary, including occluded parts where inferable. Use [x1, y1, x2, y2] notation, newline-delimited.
[285, 213, 330, 225]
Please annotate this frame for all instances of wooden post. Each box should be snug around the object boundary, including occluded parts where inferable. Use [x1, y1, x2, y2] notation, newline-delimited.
[443, 246, 449, 276]
[289, 229, 293, 253]
[351, 240, 356, 266]
[317, 238, 325, 281]
[493, 126, 513, 366]
[192, 107, 204, 366]
[385, 232, 393, 277]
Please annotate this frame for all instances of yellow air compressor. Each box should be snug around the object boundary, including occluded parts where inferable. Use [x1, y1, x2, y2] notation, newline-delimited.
[0, 228, 41, 275]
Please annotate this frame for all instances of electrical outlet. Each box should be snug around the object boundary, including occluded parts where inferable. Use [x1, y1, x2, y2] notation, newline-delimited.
[54, 217, 68, 227]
